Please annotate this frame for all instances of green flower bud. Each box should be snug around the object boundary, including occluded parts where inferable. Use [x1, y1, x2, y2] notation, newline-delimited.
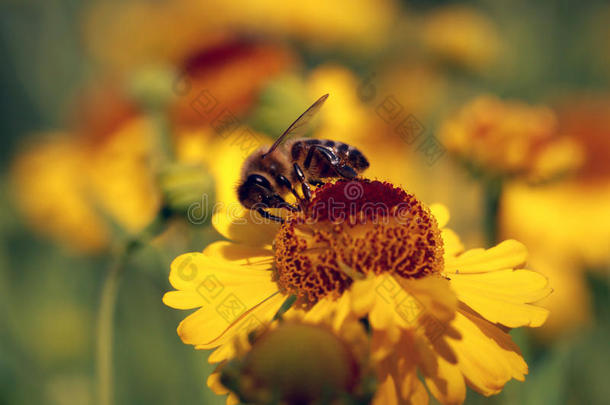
[128, 66, 176, 110]
[158, 162, 214, 221]
[223, 323, 361, 405]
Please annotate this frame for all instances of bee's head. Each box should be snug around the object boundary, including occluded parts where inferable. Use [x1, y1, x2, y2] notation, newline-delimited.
[237, 174, 283, 209]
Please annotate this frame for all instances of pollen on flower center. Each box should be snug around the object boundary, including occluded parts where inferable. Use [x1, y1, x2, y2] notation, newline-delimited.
[273, 180, 444, 308]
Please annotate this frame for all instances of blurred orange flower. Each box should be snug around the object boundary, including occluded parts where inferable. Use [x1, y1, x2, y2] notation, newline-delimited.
[169, 40, 295, 128]
[502, 96, 610, 268]
[501, 95, 610, 337]
[11, 135, 110, 252]
[439, 95, 583, 182]
[12, 22, 298, 252]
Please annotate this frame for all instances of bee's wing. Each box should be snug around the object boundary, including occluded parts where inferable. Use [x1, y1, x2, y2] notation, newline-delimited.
[263, 94, 329, 157]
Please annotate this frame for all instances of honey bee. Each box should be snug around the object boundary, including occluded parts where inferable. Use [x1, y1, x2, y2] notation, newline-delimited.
[237, 94, 370, 222]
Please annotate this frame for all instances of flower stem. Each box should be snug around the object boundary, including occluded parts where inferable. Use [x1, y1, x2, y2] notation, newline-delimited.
[96, 247, 128, 405]
[482, 178, 503, 247]
[95, 210, 169, 405]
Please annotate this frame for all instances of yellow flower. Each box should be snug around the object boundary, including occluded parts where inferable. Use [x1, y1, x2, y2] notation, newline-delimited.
[12, 34, 288, 251]
[439, 95, 584, 182]
[11, 135, 110, 252]
[163, 149, 550, 404]
[419, 5, 502, 72]
[11, 116, 161, 253]
[500, 96, 610, 337]
[501, 180, 610, 270]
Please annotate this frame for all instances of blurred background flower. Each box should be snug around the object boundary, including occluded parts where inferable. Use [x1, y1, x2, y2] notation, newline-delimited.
[500, 95, 610, 340]
[1, 0, 609, 404]
[438, 95, 584, 183]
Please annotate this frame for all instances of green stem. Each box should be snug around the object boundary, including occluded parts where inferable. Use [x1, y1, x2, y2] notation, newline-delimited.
[95, 210, 169, 405]
[482, 178, 503, 247]
[96, 248, 128, 405]
[152, 110, 174, 165]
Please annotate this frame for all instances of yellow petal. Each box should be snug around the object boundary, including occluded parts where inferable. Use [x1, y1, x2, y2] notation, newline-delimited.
[183, 292, 286, 349]
[373, 357, 404, 405]
[162, 290, 206, 310]
[398, 276, 458, 324]
[450, 269, 551, 303]
[369, 295, 398, 333]
[421, 349, 466, 405]
[394, 336, 422, 401]
[208, 343, 237, 364]
[167, 252, 273, 292]
[430, 203, 450, 228]
[370, 330, 394, 362]
[449, 270, 550, 328]
[449, 308, 528, 396]
[350, 276, 378, 316]
[410, 379, 429, 405]
[455, 294, 548, 328]
[212, 205, 280, 246]
[207, 369, 229, 395]
[444, 240, 528, 274]
[203, 241, 273, 266]
[363, 275, 407, 340]
[300, 294, 351, 332]
[227, 393, 240, 405]
[331, 294, 353, 332]
[442, 228, 465, 259]
[373, 373, 399, 405]
[165, 252, 282, 347]
[361, 275, 458, 346]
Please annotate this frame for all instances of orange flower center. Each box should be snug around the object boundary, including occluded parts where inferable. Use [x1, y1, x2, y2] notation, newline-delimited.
[273, 180, 444, 308]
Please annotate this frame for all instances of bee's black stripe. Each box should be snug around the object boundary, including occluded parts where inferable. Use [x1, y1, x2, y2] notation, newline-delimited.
[337, 143, 349, 154]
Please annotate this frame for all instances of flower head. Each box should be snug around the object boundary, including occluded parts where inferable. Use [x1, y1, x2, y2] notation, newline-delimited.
[164, 178, 550, 404]
[274, 180, 443, 307]
[439, 95, 583, 182]
[500, 96, 610, 337]
[213, 315, 372, 405]
[10, 117, 162, 253]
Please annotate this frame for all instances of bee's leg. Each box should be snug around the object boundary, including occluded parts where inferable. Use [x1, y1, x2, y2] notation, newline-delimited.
[309, 179, 325, 187]
[293, 163, 312, 200]
[304, 145, 339, 169]
[334, 164, 358, 179]
[276, 174, 302, 210]
[277, 200, 299, 212]
[308, 145, 357, 179]
[265, 193, 299, 212]
[256, 208, 285, 223]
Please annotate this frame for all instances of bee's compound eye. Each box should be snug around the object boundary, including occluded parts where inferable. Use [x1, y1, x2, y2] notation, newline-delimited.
[248, 174, 272, 189]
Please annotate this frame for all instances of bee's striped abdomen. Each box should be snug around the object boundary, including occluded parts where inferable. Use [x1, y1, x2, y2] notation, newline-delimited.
[289, 138, 369, 180]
